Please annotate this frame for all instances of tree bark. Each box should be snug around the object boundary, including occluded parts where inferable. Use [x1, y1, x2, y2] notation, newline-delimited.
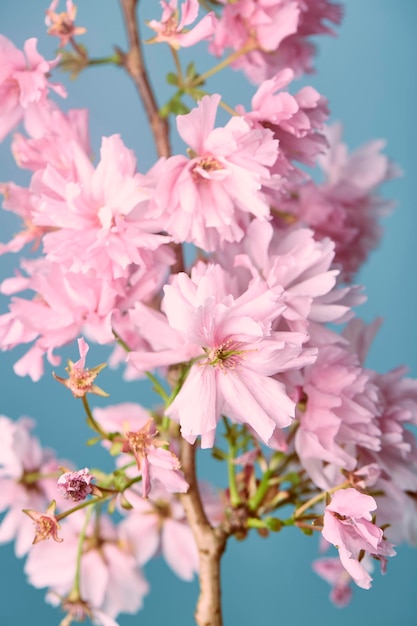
[180, 440, 227, 626]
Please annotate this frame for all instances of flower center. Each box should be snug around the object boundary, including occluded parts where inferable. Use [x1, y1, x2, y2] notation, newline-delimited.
[35, 516, 55, 540]
[191, 156, 224, 181]
[203, 340, 245, 371]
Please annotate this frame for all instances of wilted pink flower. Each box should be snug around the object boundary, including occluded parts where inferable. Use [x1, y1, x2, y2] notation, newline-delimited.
[53, 337, 108, 398]
[122, 419, 188, 498]
[45, 0, 86, 47]
[57, 468, 98, 502]
[0, 35, 65, 142]
[92, 404, 188, 498]
[147, 0, 216, 49]
[23, 500, 63, 545]
[322, 488, 395, 589]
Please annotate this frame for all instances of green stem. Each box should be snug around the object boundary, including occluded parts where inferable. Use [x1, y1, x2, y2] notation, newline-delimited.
[112, 329, 132, 352]
[87, 54, 122, 67]
[56, 496, 109, 522]
[294, 481, 350, 519]
[170, 47, 184, 84]
[68, 506, 94, 599]
[21, 470, 61, 484]
[82, 395, 108, 439]
[248, 469, 273, 513]
[227, 446, 241, 507]
[190, 43, 256, 87]
[145, 371, 169, 403]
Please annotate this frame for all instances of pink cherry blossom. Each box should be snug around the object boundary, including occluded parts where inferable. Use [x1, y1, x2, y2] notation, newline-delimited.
[151, 94, 278, 251]
[129, 263, 316, 447]
[238, 68, 328, 176]
[11, 101, 91, 176]
[0, 35, 66, 142]
[0, 258, 120, 380]
[294, 343, 381, 489]
[209, 0, 342, 83]
[322, 488, 395, 589]
[30, 134, 171, 281]
[279, 123, 398, 281]
[312, 557, 353, 607]
[147, 0, 216, 49]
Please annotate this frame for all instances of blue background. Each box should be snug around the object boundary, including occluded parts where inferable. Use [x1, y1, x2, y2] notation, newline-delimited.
[0, 1, 416, 625]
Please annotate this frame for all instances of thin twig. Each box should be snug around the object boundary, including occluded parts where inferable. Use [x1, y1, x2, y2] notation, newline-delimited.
[118, 0, 170, 158]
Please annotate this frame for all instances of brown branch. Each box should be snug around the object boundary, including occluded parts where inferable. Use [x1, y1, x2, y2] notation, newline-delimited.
[118, 0, 170, 158]
[180, 440, 227, 626]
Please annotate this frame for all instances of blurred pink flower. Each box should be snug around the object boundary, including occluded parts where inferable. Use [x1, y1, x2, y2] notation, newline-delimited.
[0, 36, 65, 141]
[147, 0, 216, 49]
[322, 488, 395, 589]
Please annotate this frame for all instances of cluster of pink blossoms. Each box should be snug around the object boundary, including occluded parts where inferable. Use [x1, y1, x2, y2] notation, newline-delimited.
[0, 0, 415, 624]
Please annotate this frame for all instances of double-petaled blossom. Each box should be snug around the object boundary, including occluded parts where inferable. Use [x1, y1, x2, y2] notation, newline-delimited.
[29, 134, 171, 281]
[150, 94, 279, 251]
[129, 263, 316, 447]
[146, 0, 216, 49]
[0, 258, 120, 380]
[209, 0, 342, 83]
[237, 68, 328, 177]
[0, 35, 65, 142]
[223, 221, 348, 334]
[322, 488, 395, 589]
[11, 101, 91, 176]
[293, 342, 381, 490]
[278, 123, 398, 281]
[356, 367, 417, 545]
[0, 102, 91, 257]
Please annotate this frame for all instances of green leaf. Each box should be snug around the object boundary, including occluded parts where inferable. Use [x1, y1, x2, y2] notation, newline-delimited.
[185, 62, 197, 79]
[86, 436, 101, 446]
[166, 72, 179, 86]
[265, 517, 282, 532]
